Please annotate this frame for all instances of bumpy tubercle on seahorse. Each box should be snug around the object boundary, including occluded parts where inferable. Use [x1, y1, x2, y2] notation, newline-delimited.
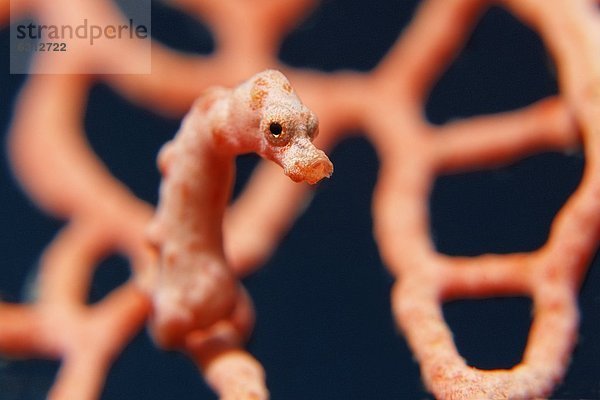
[146, 69, 333, 399]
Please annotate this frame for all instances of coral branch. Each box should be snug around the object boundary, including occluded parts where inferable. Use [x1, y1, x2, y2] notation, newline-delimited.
[373, 0, 600, 397]
[0, 0, 9, 25]
[434, 97, 579, 173]
[375, 0, 487, 102]
[224, 162, 314, 275]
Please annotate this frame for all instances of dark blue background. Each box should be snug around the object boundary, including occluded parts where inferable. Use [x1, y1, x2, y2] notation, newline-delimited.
[1, 1, 599, 398]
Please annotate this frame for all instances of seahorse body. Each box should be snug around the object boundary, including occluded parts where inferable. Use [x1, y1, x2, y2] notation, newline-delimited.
[148, 70, 333, 349]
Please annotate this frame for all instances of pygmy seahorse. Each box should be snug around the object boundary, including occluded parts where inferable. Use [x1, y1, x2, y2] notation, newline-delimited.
[147, 69, 333, 352]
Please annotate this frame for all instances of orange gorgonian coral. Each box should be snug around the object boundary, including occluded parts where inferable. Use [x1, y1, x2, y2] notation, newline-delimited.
[2, 0, 600, 399]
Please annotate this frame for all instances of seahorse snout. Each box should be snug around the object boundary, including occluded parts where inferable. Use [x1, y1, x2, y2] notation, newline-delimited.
[283, 148, 333, 184]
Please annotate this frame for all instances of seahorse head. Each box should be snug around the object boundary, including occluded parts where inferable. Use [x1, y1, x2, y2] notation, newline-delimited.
[247, 70, 333, 184]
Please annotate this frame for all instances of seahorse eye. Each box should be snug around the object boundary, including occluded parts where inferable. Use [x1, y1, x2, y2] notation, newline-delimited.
[269, 122, 283, 137]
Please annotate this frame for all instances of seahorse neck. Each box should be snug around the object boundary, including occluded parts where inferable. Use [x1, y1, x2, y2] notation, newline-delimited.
[160, 116, 236, 258]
